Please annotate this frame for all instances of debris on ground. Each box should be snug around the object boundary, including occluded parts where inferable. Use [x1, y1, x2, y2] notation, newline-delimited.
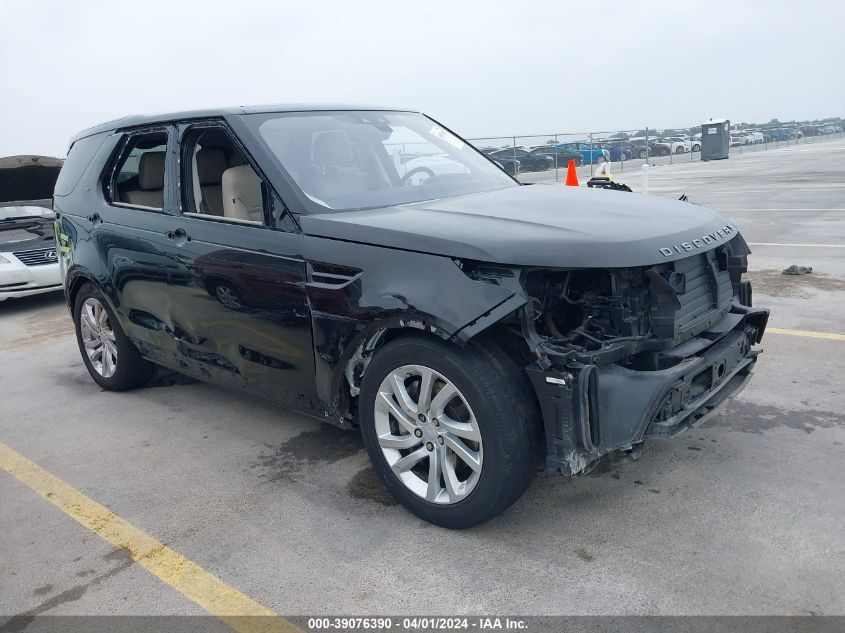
[782, 265, 813, 275]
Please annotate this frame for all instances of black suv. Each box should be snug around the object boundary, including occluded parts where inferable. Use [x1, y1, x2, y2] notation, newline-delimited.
[55, 106, 768, 527]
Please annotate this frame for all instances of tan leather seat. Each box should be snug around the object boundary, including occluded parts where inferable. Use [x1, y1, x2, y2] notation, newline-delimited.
[222, 165, 263, 223]
[195, 149, 228, 215]
[122, 152, 164, 208]
[309, 131, 369, 199]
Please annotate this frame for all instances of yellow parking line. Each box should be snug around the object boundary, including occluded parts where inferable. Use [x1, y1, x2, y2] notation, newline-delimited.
[748, 242, 845, 248]
[767, 327, 845, 342]
[0, 442, 300, 633]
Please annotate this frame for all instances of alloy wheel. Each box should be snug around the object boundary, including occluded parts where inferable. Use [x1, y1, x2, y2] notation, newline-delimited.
[374, 365, 483, 504]
[79, 297, 117, 378]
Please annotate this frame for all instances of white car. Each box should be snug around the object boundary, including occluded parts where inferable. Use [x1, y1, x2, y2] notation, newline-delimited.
[0, 206, 62, 301]
[731, 132, 753, 145]
[661, 136, 692, 154]
[744, 130, 765, 143]
[0, 154, 63, 302]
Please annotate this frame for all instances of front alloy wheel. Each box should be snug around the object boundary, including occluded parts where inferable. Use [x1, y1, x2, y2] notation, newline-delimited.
[359, 335, 539, 528]
[374, 365, 482, 504]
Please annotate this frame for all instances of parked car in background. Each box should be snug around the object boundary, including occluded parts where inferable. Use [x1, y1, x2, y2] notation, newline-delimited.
[660, 137, 692, 154]
[729, 134, 745, 147]
[485, 148, 555, 172]
[528, 145, 583, 167]
[557, 142, 609, 164]
[732, 132, 753, 145]
[478, 148, 520, 175]
[628, 137, 671, 157]
[594, 141, 641, 162]
[690, 135, 702, 152]
[0, 155, 64, 301]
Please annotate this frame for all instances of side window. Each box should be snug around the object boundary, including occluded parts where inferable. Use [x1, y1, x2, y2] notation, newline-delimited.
[182, 126, 268, 226]
[107, 132, 168, 210]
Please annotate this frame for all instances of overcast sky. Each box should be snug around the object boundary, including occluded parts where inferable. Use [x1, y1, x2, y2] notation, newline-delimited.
[2, 0, 843, 157]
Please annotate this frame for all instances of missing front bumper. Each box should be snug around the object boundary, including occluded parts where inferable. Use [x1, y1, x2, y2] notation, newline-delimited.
[526, 306, 768, 475]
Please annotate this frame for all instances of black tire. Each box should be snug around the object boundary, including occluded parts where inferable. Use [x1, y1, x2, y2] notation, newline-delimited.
[659, 147, 669, 156]
[638, 149, 647, 159]
[675, 146, 685, 154]
[73, 283, 155, 391]
[359, 335, 539, 528]
[692, 143, 701, 152]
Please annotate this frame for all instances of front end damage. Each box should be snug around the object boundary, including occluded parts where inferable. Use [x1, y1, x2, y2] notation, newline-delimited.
[463, 234, 769, 475]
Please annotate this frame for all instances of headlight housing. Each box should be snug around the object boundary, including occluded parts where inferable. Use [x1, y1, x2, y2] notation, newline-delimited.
[0, 254, 11, 264]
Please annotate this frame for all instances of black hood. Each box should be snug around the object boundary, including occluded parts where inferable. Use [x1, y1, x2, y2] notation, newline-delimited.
[0, 155, 63, 207]
[299, 185, 742, 268]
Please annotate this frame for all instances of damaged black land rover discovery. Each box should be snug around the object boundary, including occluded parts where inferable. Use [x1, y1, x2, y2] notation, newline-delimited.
[55, 106, 768, 528]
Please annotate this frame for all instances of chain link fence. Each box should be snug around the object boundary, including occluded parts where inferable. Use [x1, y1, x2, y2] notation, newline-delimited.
[466, 121, 845, 184]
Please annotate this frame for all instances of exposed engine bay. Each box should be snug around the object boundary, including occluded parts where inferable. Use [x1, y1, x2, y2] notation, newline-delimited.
[462, 234, 769, 475]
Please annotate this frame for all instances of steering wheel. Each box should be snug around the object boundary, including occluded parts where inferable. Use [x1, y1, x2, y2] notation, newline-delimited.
[401, 167, 435, 186]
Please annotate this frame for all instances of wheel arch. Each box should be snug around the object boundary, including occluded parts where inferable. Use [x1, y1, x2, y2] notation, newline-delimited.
[66, 266, 99, 312]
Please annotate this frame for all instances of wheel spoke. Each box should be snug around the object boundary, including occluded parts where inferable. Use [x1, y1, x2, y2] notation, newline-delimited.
[429, 381, 457, 418]
[82, 305, 98, 334]
[437, 414, 481, 442]
[378, 432, 421, 450]
[443, 433, 481, 473]
[441, 449, 462, 501]
[377, 391, 418, 434]
[102, 346, 114, 376]
[389, 373, 419, 417]
[391, 446, 428, 474]
[415, 366, 434, 414]
[96, 303, 108, 328]
[83, 337, 99, 349]
[90, 346, 103, 363]
[426, 446, 443, 501]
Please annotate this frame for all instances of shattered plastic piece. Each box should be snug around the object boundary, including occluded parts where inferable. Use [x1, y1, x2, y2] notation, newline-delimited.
[782, 265, 813, 275]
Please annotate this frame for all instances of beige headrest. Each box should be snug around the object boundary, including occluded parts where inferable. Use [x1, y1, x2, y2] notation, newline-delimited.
[196, 149, 227, 185]
[137, 152, 165, 190]
[313, 131, 355, 166]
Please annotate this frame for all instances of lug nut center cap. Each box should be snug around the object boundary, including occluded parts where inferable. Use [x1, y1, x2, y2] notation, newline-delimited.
[421, 422, 438, 442]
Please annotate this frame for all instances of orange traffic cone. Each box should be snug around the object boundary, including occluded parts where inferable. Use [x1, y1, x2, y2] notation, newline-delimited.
[564, 159, 579, 186]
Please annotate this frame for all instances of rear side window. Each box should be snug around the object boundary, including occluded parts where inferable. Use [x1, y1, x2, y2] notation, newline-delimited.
[54, 133, 108, 197]
[107, 132, 168, 210]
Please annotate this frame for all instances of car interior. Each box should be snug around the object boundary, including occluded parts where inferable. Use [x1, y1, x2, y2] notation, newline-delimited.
[113, 129, 265, 224]
[187, 129, 265, 224]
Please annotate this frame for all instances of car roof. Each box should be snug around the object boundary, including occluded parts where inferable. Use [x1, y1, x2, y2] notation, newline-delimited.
[69, 103, 417, 144]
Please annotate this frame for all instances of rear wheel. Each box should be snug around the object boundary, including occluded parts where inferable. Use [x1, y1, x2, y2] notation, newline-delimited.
[73, 283, 155, 390]
[638, 149, 647, 159]
[595, 155, 606, 164]
[359, 335, 539, 528]
[675, 145, 685, 154]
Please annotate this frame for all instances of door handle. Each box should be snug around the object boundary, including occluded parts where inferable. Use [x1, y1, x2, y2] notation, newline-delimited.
[165, 228, 190, 242]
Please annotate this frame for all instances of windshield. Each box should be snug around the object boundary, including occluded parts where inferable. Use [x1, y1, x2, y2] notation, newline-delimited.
[250, 111, 517, 212]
